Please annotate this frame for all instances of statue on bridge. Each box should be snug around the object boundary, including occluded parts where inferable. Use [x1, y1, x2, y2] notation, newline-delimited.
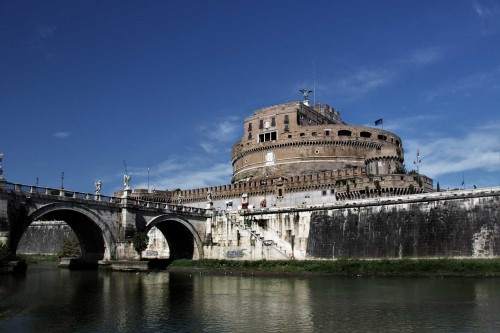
[123, 174, 131, 190]
[95, 180, 102, 195]
[207, 190, 213, 203]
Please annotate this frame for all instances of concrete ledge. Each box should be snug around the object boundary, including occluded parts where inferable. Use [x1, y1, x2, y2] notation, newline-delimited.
[58, 258, 98, 269]
[0, 260, 27, 274]
[108, 260, 150, 272]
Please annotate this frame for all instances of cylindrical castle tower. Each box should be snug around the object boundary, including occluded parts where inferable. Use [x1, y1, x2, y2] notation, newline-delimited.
[231, 101, 404, 183]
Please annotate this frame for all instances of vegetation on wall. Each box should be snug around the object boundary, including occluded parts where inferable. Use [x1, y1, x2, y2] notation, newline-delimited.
[133, 232, 149, 259]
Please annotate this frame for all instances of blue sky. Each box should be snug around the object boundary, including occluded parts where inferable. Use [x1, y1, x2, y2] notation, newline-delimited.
[1, 0, 499, 195]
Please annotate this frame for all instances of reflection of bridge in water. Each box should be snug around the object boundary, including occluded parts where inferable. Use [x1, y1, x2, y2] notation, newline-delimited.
[0, 181, 211, 267]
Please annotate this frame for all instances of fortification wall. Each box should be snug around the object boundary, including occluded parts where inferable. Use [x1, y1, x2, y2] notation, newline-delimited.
[203, 188, 500, 260]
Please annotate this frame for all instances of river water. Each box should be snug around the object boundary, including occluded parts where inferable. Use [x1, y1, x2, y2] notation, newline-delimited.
[1, 263, 500, 332]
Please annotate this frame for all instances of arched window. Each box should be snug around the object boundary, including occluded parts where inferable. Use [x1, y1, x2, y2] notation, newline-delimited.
[338, 130, 352, 137]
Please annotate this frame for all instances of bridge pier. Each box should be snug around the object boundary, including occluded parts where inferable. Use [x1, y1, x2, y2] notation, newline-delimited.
[0, 190, 10, 248]
[0, 231, 9, 247]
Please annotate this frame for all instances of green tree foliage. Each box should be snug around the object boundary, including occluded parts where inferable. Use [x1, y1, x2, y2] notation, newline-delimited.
[0, 242, 11, 262]
[393, 164, 407, 174]
[133, 232, 149, 259]
[58, 235, 81, 258]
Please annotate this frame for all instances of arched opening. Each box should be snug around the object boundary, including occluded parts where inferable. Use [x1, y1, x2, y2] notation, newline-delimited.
[338, 130, 352, 137]
[17, 220, 79, 258]
[146, 215, 203, 261]
[13, 204, 112, 267]
[360, 131, 371, 138]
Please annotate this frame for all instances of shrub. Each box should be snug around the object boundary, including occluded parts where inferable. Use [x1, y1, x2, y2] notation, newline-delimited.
[58, 235, 81, 258]
[133, 231, 149, 259]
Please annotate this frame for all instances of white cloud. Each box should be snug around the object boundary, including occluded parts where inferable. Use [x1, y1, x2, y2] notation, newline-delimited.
[330, 46, 443, 100]
[199, 142, 218, 154]
[404, 47, 443, 66]
[382, 114, 443, 132]
[405, 126, 500, 179]
[425, 66, 500, 101]
[37, 25, 57, 39]
[53, 132, 69, 139]
[199, 116, 241, 143]
[334, 69, 394, 96]
[135, 162, 233, 191]
[472, 0, 498, 17]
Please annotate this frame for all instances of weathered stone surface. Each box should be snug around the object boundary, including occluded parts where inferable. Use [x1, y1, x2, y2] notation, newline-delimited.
[306, 196, 500, 259]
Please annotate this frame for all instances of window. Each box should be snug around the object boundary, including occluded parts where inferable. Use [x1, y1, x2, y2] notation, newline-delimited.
[284, 115, 289, 124]
[258, 131, 277, 142]
[248, 123, 252, 131]
[378, 134, 387, 141]
[322, 190, 327, 196]
[360, 131, 371, 138]
[284, 124, 289, 132]
[271, 117, 276, 127]
[248, 132, 252, 140]
[325, 130, 330, 136]
[338, 130, 352, 136]
[259, 119, 264, 129]
[312, 132, 317, 136]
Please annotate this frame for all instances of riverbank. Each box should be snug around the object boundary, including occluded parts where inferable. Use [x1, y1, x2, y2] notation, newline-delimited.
[168, 258, 500, 277]
[17, 254, 59, 264]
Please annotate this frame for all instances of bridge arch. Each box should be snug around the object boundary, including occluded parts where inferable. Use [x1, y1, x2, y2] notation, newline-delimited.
[146, 214, 204, 260]
[22, 202, 117, 262]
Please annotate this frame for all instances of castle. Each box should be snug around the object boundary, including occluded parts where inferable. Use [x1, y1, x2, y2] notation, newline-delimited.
[117, 95, 433, 210]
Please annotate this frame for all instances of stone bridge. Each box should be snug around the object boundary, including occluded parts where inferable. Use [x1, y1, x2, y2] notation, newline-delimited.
[0, 181, 212, 265]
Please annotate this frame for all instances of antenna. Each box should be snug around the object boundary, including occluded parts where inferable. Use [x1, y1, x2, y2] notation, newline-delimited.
[123, 160, 128, 176]
[313, 58, 316, 106]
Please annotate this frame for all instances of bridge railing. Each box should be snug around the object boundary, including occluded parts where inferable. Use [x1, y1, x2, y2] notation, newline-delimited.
[2, 181, 212, 214]
[127, 198, 211, 216]
[3, 182, 119, 203]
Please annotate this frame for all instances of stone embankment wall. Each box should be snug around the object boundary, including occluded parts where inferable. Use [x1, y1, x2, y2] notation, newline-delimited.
[204, 188, 500, 260]
[306, 194, 499, 259]
[17, 221, 74, 255]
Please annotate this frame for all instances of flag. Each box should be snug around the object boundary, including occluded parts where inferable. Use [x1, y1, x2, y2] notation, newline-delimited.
[375, 118, 383, 126]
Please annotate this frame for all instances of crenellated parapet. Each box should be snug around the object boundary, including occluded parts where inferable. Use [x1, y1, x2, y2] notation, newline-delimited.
[152, 168, 433, 206]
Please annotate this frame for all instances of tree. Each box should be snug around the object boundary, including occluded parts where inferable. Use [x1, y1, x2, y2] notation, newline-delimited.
[437, 182, 441, 192]
[394, 164, 407, 174]
[133, 232, 149, 259]
[58, 235, 81, 258]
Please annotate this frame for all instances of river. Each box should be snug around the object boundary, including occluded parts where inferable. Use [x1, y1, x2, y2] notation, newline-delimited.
[1, 263, 500, 332]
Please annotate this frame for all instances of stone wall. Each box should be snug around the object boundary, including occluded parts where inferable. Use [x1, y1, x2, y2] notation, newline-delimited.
[306, 195, 500, 259]
[17, 221, 74, 255]
[204, 188, 500, 260]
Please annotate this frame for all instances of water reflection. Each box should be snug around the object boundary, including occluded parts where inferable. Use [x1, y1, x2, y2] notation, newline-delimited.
[1, 263, 500, 332]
